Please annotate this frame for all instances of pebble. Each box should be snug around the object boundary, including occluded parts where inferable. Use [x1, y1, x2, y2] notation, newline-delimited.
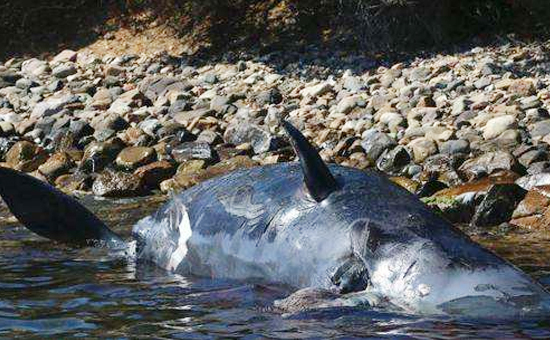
[3, 43, 550, 231]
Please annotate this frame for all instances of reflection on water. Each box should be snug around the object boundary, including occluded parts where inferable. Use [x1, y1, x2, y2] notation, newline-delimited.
[0, 195, 550, 338]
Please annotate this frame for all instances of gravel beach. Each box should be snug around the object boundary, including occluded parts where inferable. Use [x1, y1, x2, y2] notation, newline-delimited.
[2, 43, 550, 231]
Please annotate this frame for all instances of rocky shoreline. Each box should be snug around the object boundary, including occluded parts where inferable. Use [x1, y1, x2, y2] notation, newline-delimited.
[2, 44, 550, 231]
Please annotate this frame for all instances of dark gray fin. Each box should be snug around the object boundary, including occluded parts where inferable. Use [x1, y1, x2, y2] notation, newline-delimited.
[0, 167, 124, 248]
[281, 121, 339, 202]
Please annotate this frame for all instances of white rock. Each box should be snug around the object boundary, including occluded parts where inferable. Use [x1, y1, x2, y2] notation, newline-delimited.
[483, 115, 516, 139]
[301, 82, 333, 98]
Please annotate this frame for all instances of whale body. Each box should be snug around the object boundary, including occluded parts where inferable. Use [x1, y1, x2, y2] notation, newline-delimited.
[0, 121, 549, 318]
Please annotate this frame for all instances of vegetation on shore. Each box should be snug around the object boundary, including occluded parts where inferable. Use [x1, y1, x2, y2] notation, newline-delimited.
[1, 0, 550, 59]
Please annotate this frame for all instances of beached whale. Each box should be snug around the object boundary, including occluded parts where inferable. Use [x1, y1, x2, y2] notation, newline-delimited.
[0, 121, 549, 318]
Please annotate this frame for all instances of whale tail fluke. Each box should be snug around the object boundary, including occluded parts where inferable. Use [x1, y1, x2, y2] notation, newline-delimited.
[0, 167, 124, 248]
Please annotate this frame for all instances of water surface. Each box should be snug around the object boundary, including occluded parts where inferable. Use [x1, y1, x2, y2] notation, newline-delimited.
[1, 195, 550, 339]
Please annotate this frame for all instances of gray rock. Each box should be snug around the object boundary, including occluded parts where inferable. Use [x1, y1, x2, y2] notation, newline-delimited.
[52, 63, 77, 78]
[81, 139, 125, 172]
[139, 76, 192, 102]
[439, 139, 470, 155]
[530, 119, 550, 138]
[171, 142, 218, 164]
[519, 96, 541, 110]
[361, 130, 397, 162]
[224, 121, 282, 154]
[376, 145, 411, 175]
[518, 149, 547, 167]
[255, 88, 283, 106]
[30, 93, 78, 119]
[459, 151, 522, 181]
[92, 170, 146, 197]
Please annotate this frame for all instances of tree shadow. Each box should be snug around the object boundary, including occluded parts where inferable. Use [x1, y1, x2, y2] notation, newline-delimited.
[0, 1, 121, 61]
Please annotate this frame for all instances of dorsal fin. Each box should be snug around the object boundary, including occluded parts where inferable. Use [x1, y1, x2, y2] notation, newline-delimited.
[282, 121, 339, 202]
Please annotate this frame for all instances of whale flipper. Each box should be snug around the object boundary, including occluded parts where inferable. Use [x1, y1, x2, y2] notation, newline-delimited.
[282, 121, 338, 201]
[0, 167, 124, 248]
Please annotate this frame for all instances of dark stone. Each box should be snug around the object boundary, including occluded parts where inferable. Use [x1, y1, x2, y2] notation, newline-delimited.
[171, 142, 218, 164]
[80, 139, 125, 173]
[417, 180, 448, 198]
[168, 99, 192, 115]
[69, 120, 94, 140]
[376, 145, 411, 175]
[156, 123, 196, 143]
[471, 184, 527, 228]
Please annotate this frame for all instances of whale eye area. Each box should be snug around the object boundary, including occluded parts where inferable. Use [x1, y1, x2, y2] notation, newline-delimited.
[331, 255, 370, 294]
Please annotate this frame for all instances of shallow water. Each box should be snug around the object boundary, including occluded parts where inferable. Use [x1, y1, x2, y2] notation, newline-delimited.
[1, 196, 550, 339]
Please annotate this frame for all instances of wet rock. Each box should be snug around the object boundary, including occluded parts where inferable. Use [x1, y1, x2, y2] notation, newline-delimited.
[115, 146, 156, 170]
[422, 194, 477, 224]
[92, 170, 146, 197]
[157, 123, 195, 143]
[5, 141, 48, 172]
[134, 160, 176, 190]
[37, 152, 74, 182]
[81, 139, 124, 172]
[417, 180, 448, 198]
[177, 159, 207, 176]
[390, 177, 420, 193]
[224, 121, 282, 154]
[171, 142, 218, 164]
[55, 171, 93, 192]
[458, 151, 522, 181]
[471, 184, 527, 228]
